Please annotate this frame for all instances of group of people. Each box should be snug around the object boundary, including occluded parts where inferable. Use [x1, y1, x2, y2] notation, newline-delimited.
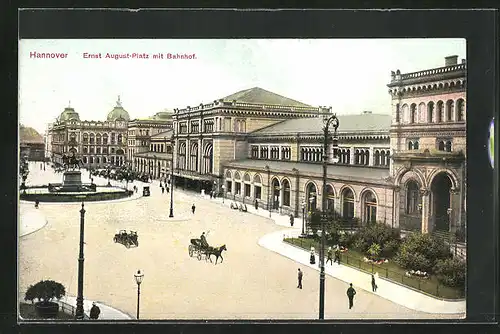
[159, 181, 170, 194]
[297, 268, 378, 310]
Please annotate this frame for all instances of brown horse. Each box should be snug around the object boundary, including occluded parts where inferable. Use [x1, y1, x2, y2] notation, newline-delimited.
[206, 245, 227, 265]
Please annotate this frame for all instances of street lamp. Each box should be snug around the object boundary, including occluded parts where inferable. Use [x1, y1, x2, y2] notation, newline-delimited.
[134, 270, 144, 320]
[319, 113, 340, 320]
[169, 132, 175, 218]
[75, 202, 86, 320]
[301, 201, 306, 237]
[222, 184, 225, 203]
[265, 165, 271, 218]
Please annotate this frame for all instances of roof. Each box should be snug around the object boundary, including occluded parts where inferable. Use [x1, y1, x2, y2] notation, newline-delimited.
[222, 87, 313, 108]
[107, 96, 130, 121]
[134, 152, 172, 160]
[250, 113, 391, 136]
[151, 129, 173, 139]
[20, 125, 44, 144]
[224, 159, 391, 183]
[59, 107, 80, 122]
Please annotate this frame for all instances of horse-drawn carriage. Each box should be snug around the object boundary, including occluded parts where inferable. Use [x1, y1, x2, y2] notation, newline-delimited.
[113, 230, 139, 248]
[188, 238, 227, 264]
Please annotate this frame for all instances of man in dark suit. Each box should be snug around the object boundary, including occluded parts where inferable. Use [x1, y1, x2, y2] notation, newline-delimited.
[346, 283, 356, 309]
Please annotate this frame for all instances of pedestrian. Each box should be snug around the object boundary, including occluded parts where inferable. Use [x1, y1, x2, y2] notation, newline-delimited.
[326, 247, 333, 265]
[335, 247, 341, 265]
[89, 302, 101, 319]
[166, 186, 170, 193]
[346, 283, 356, 309]
[160, 182, 163, 188]
[310, 247, 316, 265]
[209, 191, 213, 199]
[34, 199, 39, 209]
[161, 187, 165, 194]
[289, 213, 294, 227]
[371, 274, 378, 292]
[192, 203, 196, 214]
[297, 268, 303, 289]
[254, 199, 259, 210]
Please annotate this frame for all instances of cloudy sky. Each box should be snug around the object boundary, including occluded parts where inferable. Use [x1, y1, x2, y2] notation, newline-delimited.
[19, 39, 466, 134]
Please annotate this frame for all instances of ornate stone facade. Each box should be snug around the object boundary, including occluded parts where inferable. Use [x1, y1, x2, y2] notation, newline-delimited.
[49, 98, 129, 168]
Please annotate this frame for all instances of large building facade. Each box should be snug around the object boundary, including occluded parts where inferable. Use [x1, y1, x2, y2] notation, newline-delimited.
[49, 97, 130, 168]
[161, 56, 466, 235]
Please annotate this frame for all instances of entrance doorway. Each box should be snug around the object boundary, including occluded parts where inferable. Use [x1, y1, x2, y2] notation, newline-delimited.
[431, 172, 453, 232]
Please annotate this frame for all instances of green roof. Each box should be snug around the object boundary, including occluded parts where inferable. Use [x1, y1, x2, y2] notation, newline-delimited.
[107, 96, 130, 121]
[222, 87, 313, 108]
[59, 107, 80, 122]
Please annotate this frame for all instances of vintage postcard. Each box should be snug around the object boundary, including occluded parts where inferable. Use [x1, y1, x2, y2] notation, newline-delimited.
[18, 38, 466, 320]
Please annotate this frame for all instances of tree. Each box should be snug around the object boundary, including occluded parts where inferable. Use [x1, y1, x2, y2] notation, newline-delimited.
[24, 280, 66, 304]
[395, 232, 451, 272]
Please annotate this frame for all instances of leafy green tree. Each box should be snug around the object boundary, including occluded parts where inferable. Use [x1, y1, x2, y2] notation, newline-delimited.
[434, 258, 466, 288]
[395, 233, 451, 272]
[367, 243, 381, 260]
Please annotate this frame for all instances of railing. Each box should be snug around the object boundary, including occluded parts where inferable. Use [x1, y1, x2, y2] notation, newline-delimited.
[57, 300, 90, 319]
[283, 236, 465, 300]
[397, 63, 466, 81]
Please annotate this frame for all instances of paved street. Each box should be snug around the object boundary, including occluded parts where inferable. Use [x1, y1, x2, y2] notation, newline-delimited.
[19, 162, 463, 319]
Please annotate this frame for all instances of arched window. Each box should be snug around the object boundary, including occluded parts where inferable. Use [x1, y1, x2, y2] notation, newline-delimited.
[89, 133, 95, 144]
[414, 141, 419, 150]
[225, 170, 232, 194]
[374, 151, 380, 166]
[427, 101, 434, 123]
[282, 179, 291, 207]
[408, 141, 414, 150]
[363, 191, 377, 223]
[243, 173, 251, 197]
[364, 150, 370, 165]
[446, 100, 454, 122]
[406, 181, 420, 214]
[326, 185, 335, 213]
[190, 143, 199, 171]
[438, 141, 445, 151]
[306, 183, 317, 212]
[342, 188, 355, 219]
[83, 133, 89, 144]
[96, 134, 102, 145]
[445, 141, 452, 152]
[253, 174, 262, 199]
[456, 99, 465, 121]
[234, 172, 241, 196]
[355, 150, 360, 164]
[380, 151, 386, 165]
[410, 104, 417, 123]
[436, 101, 444, 123]
[395, 103, 400, 123]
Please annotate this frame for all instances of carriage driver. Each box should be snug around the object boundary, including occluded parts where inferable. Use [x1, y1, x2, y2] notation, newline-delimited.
[200, 232, 208, 247]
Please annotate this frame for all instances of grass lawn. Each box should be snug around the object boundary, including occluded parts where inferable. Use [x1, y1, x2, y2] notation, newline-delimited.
[284, 237, 464, 300]
[19, 303, 75, 320]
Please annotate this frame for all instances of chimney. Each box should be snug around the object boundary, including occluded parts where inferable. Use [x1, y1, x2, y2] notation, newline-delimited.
[445, 55, 458, 66]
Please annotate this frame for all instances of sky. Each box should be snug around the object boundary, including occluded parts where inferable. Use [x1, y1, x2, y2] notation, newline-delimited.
[19, 39, 466, 134]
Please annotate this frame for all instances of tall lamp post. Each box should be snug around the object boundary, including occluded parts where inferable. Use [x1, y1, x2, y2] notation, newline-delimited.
[134, 270, 144, 320]
[75, 202, 86, 320]
[222, 184, 225, 203]
[301, 201, 306, 237]
[319, 113, 340, 320]
[169, 132, 175, 218]
[265, 165, 271, 218]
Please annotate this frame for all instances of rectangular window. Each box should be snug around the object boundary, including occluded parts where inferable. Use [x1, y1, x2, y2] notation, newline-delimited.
[226, 181, 232, 193]
[204, 119, 214, 133]
[244, 184, 251, 197]
[235, 182, 241, 195]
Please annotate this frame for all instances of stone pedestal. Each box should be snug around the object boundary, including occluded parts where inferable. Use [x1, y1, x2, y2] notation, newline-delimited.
[62, 170, 83, 191]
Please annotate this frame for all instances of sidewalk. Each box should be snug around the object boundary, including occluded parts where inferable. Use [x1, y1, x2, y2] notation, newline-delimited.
[58, 296, 132, 320]
[19, 204, 47, 237]
[196, 192, 465, 315]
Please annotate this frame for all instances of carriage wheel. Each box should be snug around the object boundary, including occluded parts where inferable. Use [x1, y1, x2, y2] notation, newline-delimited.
[188, 245, 194, 257]
[113, 237, 117, 243]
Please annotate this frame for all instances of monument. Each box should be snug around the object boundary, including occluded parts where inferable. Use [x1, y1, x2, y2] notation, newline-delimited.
[48, 151, 93, 192]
